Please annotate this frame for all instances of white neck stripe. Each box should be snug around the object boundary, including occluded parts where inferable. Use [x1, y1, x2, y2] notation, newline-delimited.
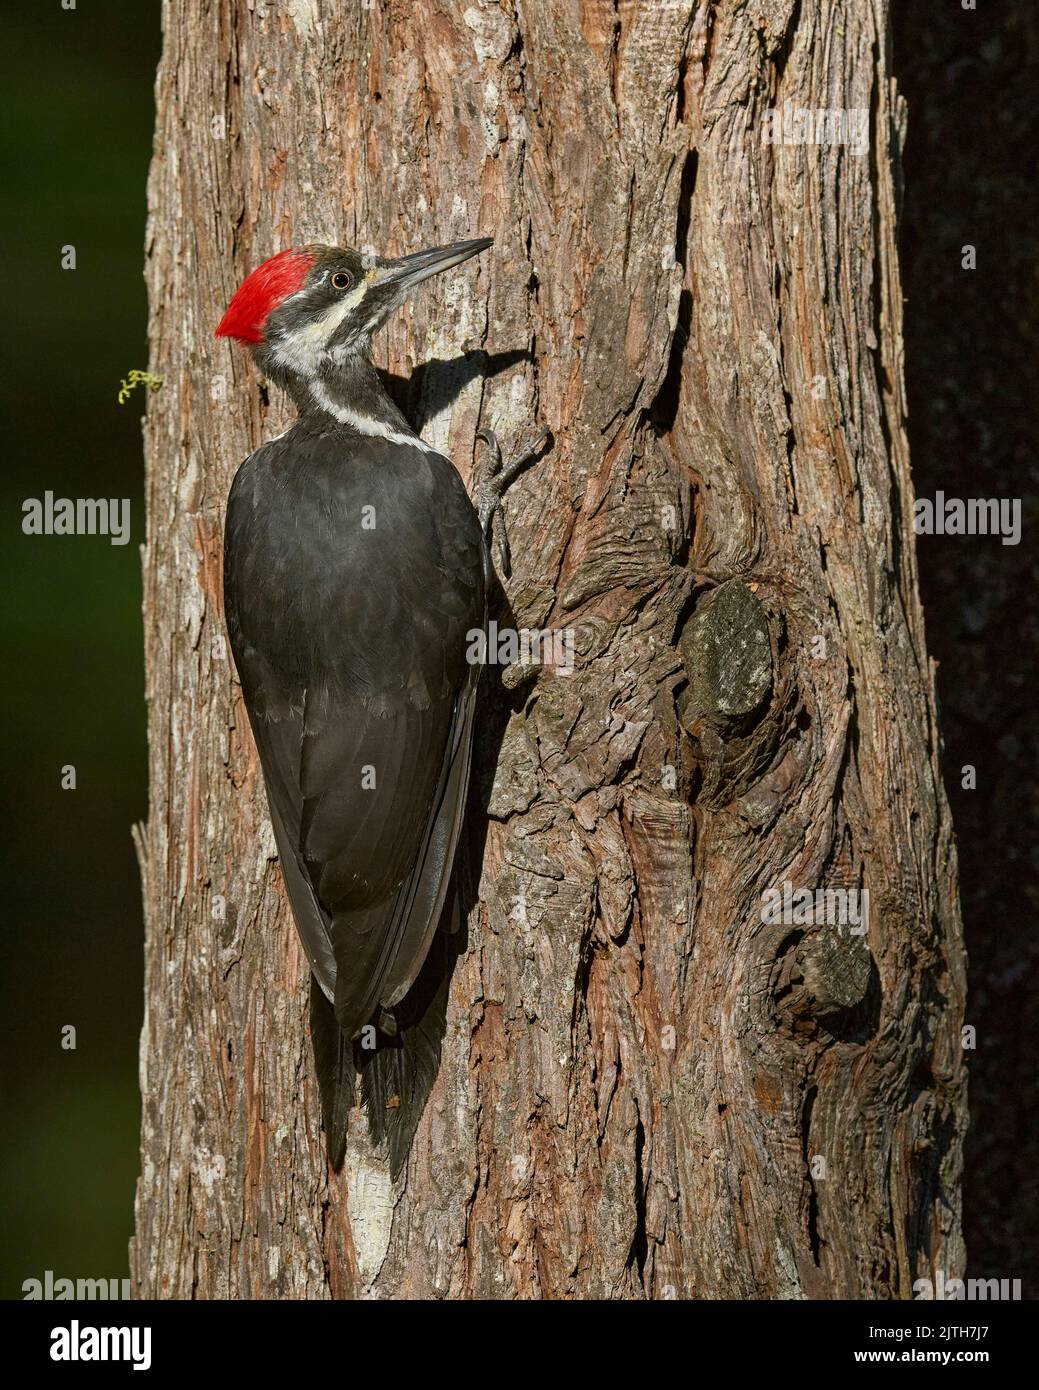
[270, 278, 369, 378]
[308, 380, 442, 455]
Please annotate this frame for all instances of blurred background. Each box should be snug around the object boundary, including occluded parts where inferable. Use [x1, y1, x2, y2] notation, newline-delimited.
[896, 2, 1038, 1288]
[0, 2, 1033, 1297]
[1, 5, 159, 1294]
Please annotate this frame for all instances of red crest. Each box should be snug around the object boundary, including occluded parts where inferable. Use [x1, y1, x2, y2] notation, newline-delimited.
[215, 248, 315, 344]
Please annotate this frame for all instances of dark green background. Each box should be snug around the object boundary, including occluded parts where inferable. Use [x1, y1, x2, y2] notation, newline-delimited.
[1, 4, 159, 1295]
[1, 2, 1033, 1297]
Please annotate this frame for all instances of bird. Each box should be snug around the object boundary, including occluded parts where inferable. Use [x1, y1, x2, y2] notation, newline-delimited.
[216, 237, 546, 1177]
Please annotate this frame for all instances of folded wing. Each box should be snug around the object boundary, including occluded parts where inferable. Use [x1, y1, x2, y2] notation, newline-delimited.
[224, 429, 485, 1042]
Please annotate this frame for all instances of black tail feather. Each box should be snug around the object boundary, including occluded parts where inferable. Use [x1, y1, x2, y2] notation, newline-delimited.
[309, 975, 354, 1170]
[310, 926, 456, 1178]
[357, 927, 453, 1179]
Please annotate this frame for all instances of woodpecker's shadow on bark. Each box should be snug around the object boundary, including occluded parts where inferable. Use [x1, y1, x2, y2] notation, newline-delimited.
[383, 348, 531, 432]
[462, 567, 529, 896]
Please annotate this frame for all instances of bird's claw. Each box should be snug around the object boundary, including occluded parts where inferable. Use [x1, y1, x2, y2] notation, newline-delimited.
[474, 426, 552, 579]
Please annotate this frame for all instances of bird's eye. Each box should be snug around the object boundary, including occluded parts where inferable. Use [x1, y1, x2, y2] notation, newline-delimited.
[330, 271, 352, 291]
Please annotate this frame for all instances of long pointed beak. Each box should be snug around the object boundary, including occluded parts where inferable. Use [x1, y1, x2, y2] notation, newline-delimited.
[379, 237, 493, 290]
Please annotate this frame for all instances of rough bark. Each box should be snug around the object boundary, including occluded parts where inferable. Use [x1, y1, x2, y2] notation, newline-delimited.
[132, 0, 966, 1299]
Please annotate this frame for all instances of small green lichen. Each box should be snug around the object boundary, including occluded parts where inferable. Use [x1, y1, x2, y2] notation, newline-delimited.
[117, 369, 163, 405]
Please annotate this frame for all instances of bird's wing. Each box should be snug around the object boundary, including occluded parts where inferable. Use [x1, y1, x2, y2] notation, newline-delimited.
[224, 428, 485, 1037]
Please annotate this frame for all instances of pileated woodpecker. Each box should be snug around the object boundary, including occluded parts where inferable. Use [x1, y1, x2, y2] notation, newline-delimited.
[217, 238, 543, 1175]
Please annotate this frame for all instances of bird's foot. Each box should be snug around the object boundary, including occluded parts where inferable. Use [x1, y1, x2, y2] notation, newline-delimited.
[474, 425, 552, 578]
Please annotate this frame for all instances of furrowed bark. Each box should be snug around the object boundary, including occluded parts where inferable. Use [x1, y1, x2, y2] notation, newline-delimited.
[132, 0, 965, 1299]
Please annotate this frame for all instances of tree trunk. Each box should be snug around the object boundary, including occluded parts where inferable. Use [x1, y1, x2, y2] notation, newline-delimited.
[132, 0, 966, 1299]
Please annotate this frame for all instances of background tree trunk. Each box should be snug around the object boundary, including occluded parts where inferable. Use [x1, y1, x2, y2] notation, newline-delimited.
[131, 0, 966, 1299]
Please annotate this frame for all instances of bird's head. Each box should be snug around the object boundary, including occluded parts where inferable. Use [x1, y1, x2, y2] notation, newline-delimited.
[215, 237, 492, 388]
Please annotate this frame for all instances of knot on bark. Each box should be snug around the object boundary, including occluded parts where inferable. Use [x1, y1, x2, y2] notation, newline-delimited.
[679, 579, 772, 730]
[772, 923, 877, 1041]
[676, 579, 789, 807]
[798, 925, 872, 1014]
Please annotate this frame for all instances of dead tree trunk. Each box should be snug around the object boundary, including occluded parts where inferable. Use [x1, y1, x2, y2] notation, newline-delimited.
[132, 0, 966, 1299]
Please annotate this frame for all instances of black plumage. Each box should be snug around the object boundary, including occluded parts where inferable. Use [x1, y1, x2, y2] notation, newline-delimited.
[224, 419, 486, 1172]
